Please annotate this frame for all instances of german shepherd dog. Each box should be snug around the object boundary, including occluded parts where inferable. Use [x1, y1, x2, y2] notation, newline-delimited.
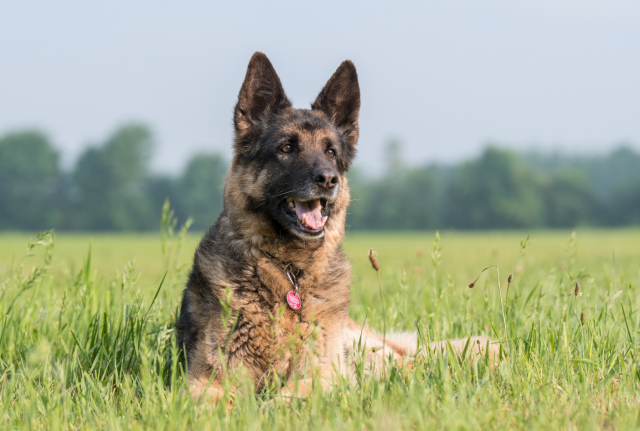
[176, 52, 496, 403]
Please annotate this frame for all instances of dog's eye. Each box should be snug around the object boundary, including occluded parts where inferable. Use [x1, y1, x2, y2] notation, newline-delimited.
[326, 149, 335, 158]
[281, 144, 293, 153]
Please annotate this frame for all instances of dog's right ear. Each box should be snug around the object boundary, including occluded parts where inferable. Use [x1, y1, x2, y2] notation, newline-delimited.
[234, 52, 291, 137]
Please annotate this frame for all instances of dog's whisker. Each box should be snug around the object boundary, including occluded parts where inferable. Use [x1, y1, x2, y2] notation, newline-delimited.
[251, 188, 301, 209]
[267, 189, 301, 199]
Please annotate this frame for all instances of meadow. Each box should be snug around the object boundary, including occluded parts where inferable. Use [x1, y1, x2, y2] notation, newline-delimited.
[1, 224, 639, 430]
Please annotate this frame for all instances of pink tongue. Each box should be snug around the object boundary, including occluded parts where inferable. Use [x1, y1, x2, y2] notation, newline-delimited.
[294, 200, 327, 230]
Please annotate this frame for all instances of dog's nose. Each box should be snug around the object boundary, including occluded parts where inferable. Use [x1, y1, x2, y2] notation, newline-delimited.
[313, 168, 339, 189]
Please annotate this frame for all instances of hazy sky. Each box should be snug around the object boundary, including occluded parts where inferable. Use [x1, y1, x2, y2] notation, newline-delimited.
[1, 0, 639, 173]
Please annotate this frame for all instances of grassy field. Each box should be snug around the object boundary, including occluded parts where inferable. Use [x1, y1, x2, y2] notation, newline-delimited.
[1, 227, 639, 429]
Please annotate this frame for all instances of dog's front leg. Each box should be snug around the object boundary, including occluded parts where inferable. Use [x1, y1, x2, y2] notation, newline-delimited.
[188, 376, 228, 402]
[279, 369, 336, 401]
[280, 333, 346, 400]
[185, 348, 235, 410]
[280, 378, 319, 400]
[187, 371, 234, 408]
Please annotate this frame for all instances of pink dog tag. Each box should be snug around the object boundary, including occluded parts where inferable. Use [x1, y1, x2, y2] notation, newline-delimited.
[286, 291, 301, 310]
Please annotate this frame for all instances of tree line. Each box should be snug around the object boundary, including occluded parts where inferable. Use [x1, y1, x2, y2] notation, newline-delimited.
[1, 124, 639, 232]
[0, 124, 225, 232]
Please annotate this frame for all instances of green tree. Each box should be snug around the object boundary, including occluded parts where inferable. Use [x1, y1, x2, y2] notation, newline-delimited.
[175, 154, 227, 230]
[607, 175, 640, 226]
[541, 169, 597, 227]
[349, 167, 445, 230]
[346, 167, 375, 229]
[72, 124, 154, 230]
[347, 141, 445, 230]
[587, 146, 640, 202]
[445, 147, 545, 229]
[147, 154, 228, 231]
[0, 130, 61, 230]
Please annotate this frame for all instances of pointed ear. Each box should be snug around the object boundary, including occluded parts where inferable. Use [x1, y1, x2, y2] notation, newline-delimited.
[234, 52, 291, 135]
[312, 60, 361, 147]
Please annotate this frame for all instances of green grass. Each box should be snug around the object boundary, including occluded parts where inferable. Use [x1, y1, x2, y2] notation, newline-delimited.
[1, 227, 640, 429]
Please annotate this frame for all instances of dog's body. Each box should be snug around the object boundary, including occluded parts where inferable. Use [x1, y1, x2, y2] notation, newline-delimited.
[176, 52, 494, 402]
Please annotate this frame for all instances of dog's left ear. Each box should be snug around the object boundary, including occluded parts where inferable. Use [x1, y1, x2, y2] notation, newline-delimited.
[312, 60, 361, 147]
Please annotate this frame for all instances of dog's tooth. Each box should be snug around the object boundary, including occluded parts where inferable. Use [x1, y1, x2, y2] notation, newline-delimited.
[301, 213, 306, 227]
[289, 201, 295, 209]
[316, 200, 322, 209]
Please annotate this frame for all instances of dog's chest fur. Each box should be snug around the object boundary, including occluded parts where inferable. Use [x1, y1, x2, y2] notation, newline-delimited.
[234, 261, 350, 374]
[180, 222, 352, 387]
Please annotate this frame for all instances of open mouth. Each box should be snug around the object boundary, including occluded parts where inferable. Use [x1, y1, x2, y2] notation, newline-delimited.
[282, 198, 329, 237]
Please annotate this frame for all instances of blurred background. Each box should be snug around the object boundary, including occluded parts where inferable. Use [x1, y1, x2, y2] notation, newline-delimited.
[1, 0, 639, 232]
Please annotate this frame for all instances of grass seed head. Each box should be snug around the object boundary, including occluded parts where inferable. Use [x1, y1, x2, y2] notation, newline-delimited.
[574, 282, 581, 296]
[368, 249, 380, 271]
[508, 273, 513, 284]
[468, 282, 475, 288]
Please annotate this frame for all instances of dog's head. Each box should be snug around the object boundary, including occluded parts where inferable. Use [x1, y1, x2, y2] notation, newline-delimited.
[225, 52, 360, 242]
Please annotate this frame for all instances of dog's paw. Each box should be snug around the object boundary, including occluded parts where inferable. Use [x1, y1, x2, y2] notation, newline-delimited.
[187, 385, 234, 411]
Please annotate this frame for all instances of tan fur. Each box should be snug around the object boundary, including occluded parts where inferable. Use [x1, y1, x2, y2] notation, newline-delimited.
[176, 52, 499, 407]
